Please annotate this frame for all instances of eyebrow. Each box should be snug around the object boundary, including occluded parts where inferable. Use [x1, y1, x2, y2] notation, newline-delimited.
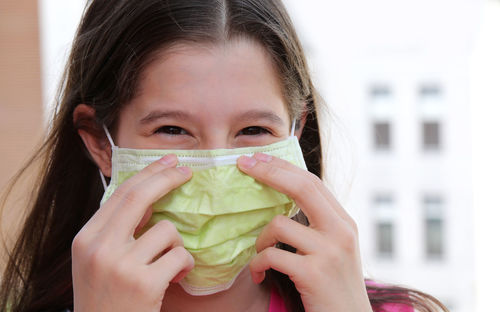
[139, 109, 285, 126]
[237, 109, 285, 126]
[139, 110, 192, 125]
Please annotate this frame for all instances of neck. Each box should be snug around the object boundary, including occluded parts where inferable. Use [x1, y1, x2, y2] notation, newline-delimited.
[161, 268, 271, 312]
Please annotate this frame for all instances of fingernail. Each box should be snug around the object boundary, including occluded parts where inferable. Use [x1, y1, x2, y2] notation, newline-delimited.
[159, 154, 177, 166]
[238, 155, 257, 169]
[177, 166, 191, 175]
[254, 153, 272, 163]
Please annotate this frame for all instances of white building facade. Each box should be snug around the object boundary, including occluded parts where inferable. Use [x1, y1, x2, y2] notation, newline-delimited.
[285, 1, 481, 311]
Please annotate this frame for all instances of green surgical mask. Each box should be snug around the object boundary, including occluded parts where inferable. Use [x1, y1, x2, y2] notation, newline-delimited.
[99, 121, 307, 296]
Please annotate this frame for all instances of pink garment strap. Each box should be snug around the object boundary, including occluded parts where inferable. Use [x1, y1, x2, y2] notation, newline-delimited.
[269, 287, 287, 312]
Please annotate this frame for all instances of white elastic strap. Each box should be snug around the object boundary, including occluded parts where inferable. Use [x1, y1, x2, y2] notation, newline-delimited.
[100, 124, 114, 191]
[290, 119, 296, 137]
[103, 125, 116, 148]
[99, 170, 108, 190]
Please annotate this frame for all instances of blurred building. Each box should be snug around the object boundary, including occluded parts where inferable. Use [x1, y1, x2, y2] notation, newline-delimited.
[285, 1, 480, 312]
[0, 1, 44, 242]
[0, 1, 43, 188]
[350, 58, 474, 312]
[470, 1, 500, 311]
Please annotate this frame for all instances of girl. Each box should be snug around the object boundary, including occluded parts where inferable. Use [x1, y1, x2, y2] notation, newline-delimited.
[0, 0, 448, 311]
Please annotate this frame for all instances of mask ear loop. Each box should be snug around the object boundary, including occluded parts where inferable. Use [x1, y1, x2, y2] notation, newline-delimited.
[290, 119, 296, 137]
[99, 170, 108, 191]
[103, 125, 116, 148]
[99, 125, 116, 191]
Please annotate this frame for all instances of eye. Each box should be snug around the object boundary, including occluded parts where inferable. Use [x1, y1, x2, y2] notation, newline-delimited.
[238, 126, 271, 136]
[155, 126, 188, 136]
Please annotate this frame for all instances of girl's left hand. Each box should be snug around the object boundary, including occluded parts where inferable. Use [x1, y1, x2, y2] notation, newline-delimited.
[237, 153, 373, 312]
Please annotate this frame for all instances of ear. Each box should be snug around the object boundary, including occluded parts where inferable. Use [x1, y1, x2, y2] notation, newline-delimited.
[295, 110, 308, 140]
[73, 104, 112, 177]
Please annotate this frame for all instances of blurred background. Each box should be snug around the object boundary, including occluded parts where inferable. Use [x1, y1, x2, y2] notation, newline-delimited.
[1, 0, 499, 311]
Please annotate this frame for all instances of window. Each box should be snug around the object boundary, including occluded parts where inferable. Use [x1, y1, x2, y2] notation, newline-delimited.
[369, 85, 393, 111]
[377, 222, 394, 255]
[419, 84, 442, 100]
[370, 85, 393, 150]
[419, 84, 443, 117]
[422, 121, 440, 150]
[374, 195, 395, 258]
[424, 195, 444, 259]
[374, 122, 391, 150]
[371, 85, 391, 100]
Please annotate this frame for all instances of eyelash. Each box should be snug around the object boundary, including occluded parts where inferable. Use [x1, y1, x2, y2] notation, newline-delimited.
[154, 126, 271, 136]
[154, 126, 188, 136]
[237, 126, 271, 136]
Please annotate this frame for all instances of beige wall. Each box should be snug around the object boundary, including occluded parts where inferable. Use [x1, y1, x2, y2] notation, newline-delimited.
[0, 0, 43, 246]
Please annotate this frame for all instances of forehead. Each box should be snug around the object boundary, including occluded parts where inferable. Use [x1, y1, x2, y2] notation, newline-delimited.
[127, 38, 288, 121]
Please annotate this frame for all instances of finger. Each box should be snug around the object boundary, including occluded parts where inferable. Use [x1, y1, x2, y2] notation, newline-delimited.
[237, 154, 338, 229]
[105, 166, 192, 240]
[253, 153, 355, 227]
[256, 215, 319, 254]
[249, 247, 304, 284]
[134, 206, 153, 236]
[131, 220, 184, 264]
[148, 246, 195, 285]
[86, 154, 178, 232]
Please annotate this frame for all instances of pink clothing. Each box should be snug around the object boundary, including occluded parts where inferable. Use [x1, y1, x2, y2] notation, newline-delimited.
[268, 287, 287, 312]
[268, 285, 414, 312]
[366, 280, 414, 312]
[378, 302, 414, 312]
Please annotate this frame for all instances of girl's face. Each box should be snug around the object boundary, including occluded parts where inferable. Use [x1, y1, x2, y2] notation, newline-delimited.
[114, 38, 292, 150]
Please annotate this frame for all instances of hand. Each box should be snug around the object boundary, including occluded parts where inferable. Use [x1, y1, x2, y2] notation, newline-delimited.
[237, 153, 372, 312]
[71, 154, 195, 312]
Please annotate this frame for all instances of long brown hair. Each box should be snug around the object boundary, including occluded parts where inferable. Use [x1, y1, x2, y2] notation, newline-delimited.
[0, 0, 448, 311]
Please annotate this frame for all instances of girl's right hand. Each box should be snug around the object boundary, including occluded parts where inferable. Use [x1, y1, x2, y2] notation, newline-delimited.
[71, 154, 194, 312]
